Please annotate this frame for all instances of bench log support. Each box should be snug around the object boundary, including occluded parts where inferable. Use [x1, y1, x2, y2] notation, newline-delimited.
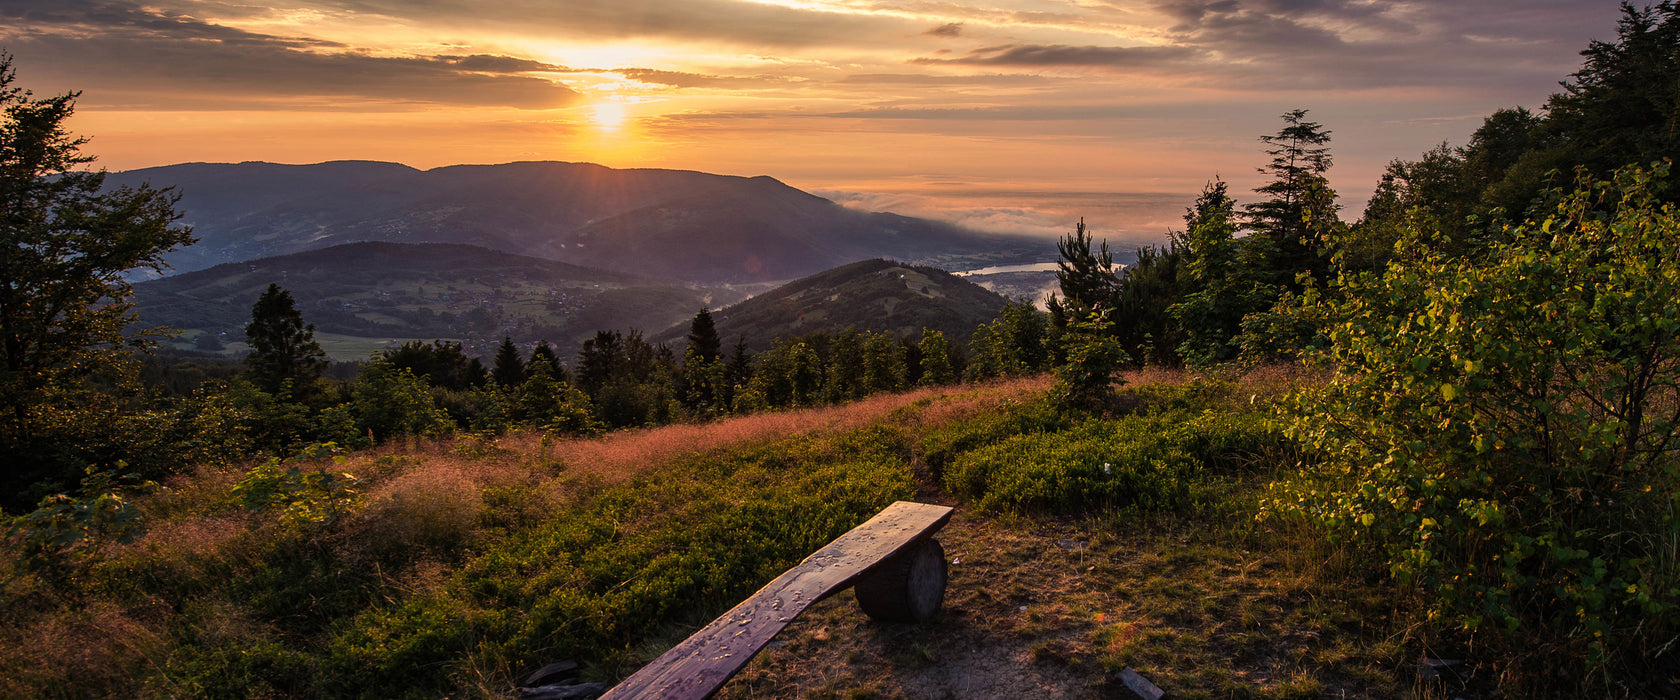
[599, 501, 954, 700]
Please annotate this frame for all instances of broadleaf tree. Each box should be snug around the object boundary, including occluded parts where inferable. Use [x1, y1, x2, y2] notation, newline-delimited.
[0, 53, 194, 488]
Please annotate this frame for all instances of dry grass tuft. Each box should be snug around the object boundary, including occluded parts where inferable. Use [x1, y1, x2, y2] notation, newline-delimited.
[118, 515, 245, 560]
[0, 601, 170, 698]
[356, 464, 485, 554]
[497, 376, 1054, 487]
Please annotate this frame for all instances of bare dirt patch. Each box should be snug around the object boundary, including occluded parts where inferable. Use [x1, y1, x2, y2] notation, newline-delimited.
[716, 509, 1410, 699]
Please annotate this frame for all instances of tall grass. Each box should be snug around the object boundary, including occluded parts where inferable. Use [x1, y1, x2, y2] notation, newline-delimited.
[1, 378, 1054, 698]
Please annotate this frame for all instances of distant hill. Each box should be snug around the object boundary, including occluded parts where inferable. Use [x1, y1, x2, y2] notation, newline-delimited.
[132, 242, 750, 361]
[656, 259, 1011, 351]
[108, 160, 1052, 284]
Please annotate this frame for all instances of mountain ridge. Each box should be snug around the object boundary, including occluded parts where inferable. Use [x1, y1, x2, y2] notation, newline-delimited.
[656, 258, 1011, 351]
[131, 241, 751, 360]
[107, 160, 1052, 283]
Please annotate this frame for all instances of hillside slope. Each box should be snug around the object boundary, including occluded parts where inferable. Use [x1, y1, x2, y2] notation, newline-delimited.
[657, 259, 1011, 350]
[132, 241, 746, 360]
[108, 160, 1052, 283]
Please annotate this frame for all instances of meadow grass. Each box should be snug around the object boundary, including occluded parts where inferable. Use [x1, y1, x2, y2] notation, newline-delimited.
[0, 369, 1442, 698]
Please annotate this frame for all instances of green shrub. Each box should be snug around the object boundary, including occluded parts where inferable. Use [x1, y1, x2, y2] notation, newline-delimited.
[944, 404, 1281, 516]
[917, 397, 1066, 476]
[1051, 310, 1129, 413]
[944, 415, 1205, 514]
[1263, 165, 1680, 685]
[6, 467, 152, 581]
[230, 445, 362, 526]
[345, 362, 454, 441]
[321, 427, 915, 693]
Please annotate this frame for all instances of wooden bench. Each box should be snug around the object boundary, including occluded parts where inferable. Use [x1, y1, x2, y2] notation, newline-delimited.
[599, 501, 955, 700]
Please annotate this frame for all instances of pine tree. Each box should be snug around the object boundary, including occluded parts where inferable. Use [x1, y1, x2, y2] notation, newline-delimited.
[491, 336, 525, 387]
[1246, 109, 1335, 283]
[1052, 218, 1120, 311]
[1047, 219, 1122, 367]
[1542, 1, 1680, 179]
[685, 309, 723, 364]
[681, 310, 724, 411]
[244, 283, 327, 399]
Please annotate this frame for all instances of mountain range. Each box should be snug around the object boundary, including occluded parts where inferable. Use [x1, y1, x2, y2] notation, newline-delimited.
[109, 160, 1052, 284]
[132, 242, 750, 361]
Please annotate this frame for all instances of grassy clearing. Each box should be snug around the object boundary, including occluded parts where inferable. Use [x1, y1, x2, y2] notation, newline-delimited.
[720, 367, 1421, 700]
[1, 370, 1469, 698]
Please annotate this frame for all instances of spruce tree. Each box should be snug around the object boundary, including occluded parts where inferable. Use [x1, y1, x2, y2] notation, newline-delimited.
[529, 341, 563, 382]
[492, 336, 525, 387]
[685, 309, 723, 364]
[244, 283, 327, 398]
[723, 336, 753, 407]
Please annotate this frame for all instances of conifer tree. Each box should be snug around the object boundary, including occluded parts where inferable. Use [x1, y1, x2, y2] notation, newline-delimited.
[723, 336, 753, 408]
[1047, 219, 1122, 365]
[685, 309, 722, 364]
[529, 341, 564, 382]
[244, 283, 326, 398]
[1246, 109, 1335, 283]
[1171, 182, 1277, 366]
[492, 336, 525, 387]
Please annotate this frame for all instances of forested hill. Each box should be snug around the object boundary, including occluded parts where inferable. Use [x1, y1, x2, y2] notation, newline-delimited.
[668, 259, 1012, 351]
[131, 241, 747, 359]
[107, 160, 1051, 283]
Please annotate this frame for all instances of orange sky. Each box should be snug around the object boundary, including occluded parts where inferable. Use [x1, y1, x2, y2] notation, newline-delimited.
[3, 0, 1622, 245]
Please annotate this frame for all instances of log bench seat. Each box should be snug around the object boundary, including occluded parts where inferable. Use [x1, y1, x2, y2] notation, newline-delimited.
[599, 500, 955, 700]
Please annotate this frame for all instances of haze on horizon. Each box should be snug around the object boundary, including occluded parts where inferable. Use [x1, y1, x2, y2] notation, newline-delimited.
[0, 0, 1622, 245]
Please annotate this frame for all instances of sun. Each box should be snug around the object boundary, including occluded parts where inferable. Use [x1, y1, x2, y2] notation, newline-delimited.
[590, 101, 628, 131]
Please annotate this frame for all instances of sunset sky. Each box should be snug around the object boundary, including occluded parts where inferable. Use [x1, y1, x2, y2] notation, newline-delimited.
[1, 0, 1624, 245]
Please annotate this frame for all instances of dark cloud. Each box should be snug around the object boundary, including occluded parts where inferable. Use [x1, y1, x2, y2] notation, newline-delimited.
[0, 0, 581, 109]
[912, 44, 1197, 68]
[924, 22, 963, 38]
[898, 1, 1615, 94]
[322, 0, 914, 48]
[1141, 0, 1615, 91]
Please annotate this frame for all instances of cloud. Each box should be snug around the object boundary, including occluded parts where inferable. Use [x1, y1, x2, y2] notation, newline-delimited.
[1139, 0, 1612, 90]
[836, 73, 1046, 86]
[321, 0, 919, 48]
[0, 1, 582, 109]
[611, 68, 785, 88]
[924, 22, 963, 38]
[816, 187, 1191, 241]
[446, 54, 572, 74]
[914, 43, 1198, 68]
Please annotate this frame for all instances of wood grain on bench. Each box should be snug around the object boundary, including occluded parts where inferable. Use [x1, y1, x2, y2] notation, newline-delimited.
[599, 501, 954, 700]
